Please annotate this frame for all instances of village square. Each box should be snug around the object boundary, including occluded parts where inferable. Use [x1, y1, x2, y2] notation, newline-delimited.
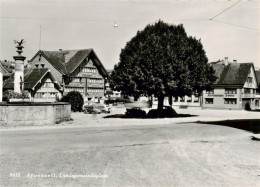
[0, 0, 260, 186]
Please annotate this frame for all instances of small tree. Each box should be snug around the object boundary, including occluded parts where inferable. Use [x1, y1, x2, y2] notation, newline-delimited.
[61, 91, 84, 112]
[110, 20, 216, 110]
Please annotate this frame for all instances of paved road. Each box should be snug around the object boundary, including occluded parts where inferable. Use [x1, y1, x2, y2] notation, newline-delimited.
[0, 122, 260, 186]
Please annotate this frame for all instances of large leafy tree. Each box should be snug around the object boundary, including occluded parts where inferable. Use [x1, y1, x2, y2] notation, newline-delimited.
[110, 21, 216, 110]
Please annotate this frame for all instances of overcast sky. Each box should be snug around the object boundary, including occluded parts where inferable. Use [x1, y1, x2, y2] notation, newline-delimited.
[0, 0, 259, 69]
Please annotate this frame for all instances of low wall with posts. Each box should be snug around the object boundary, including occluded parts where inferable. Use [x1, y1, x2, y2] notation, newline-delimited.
[0, 102, 71, 126]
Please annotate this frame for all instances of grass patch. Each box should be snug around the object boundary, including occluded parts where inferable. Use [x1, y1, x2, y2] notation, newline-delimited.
[197, 119, 260, 134]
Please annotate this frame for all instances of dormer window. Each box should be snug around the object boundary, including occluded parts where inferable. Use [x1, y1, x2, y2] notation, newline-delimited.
[35, 64, 39, 68]
[41, 64, 45, 68]
[247, 77, 252, 83]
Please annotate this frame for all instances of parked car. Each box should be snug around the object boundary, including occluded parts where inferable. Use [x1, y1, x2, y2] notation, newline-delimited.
[97, 105, 111, 113]
[83, 103, 111, 114]
[84, 105, 101, 114]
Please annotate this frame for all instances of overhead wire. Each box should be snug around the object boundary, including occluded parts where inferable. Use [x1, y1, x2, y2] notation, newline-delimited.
[0, 16, 208, 23]
[0, 0, 258, 32]
[211, 19, 259, 31]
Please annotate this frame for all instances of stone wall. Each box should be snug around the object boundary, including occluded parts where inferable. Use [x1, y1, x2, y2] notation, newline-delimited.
[0, 102, 71, 126]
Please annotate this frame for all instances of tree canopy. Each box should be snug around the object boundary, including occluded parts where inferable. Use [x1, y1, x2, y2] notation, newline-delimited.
[110, 21, 216, 109]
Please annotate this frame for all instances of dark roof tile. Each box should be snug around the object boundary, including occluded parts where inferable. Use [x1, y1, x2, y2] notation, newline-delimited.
[211, 63, 252, 85]
[39, 49, 92, 75]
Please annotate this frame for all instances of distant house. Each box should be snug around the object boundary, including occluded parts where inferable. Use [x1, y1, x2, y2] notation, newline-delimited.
[29, 49, 109, 101]
[3, 68, 62, 102]
[106, 69, 121, 98]
[255, 70, 260, 107]
[202, 57, 259, 110]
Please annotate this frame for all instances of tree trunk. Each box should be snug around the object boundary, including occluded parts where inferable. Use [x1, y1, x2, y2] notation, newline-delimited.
[168, 96, 173, 106]
[134, 95, 138, 101]
[157, 95, 164, 110]
[149, 95, 153, 108]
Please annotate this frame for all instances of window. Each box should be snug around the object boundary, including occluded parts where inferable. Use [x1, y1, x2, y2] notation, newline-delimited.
[35, 64, 39, 68]
[224, 98, 237, 104]
[43, 82, 53, 88]
[206, 89, 214, 94]
[248, 77, 253, 83]
[244, 88, 251, 94]
[41, 64, 45, 68]
[72, 78, 80, 83]
[205, 98, 213, 104]
[35, 93, 43, 98]
[180, 97, 185, 102]
[225, 89, 237, 94]
[82, 67, 97, 73]
[174, 97, 178, 102]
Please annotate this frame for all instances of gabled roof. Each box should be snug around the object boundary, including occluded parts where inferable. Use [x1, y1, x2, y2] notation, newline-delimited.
[211, 63, 253, 85]
[3, 68, 61, 90]
[30, 49, 109, 77]
[0, 62, 13, 77]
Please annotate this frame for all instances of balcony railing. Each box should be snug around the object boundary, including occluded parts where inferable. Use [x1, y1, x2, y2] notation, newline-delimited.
[242, 93, 255, 98]
[87, 83, 104, 88]
[224, 94, 237, 98]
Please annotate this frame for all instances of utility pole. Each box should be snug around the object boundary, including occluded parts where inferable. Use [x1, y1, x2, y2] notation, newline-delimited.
[39, 25, 41, 50]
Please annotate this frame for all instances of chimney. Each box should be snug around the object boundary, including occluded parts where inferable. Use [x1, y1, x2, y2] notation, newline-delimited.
[224, 57, 228, 66]
[233, 60, 237, 63]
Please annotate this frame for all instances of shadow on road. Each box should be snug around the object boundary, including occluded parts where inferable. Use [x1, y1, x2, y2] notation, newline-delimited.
[196, 119, 260, 134]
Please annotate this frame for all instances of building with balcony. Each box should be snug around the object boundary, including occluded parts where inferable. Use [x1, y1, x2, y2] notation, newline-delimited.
[255, 70, 260, 108]
[29, 49, 109, 101]
[202, 58, 259, 110]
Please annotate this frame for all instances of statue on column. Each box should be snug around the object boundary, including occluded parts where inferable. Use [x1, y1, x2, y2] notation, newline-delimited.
[13, 39, 26, 93]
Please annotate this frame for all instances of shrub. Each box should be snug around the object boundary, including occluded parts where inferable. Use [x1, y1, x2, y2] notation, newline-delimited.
[146, 109, 158, 118]
[125, 108, 146, 118]
[147, 107, 177, 118]
[61, 91, 84, 112]
[3, 90, 30, 101]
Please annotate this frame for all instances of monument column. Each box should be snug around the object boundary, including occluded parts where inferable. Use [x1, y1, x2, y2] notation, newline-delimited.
[13, 40, 26, 93]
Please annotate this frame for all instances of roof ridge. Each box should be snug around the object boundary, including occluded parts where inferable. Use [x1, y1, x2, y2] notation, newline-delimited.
[41, 48, 92, 52]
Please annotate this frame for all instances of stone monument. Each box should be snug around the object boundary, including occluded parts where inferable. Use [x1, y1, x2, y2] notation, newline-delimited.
[13, 39, 26, 93]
